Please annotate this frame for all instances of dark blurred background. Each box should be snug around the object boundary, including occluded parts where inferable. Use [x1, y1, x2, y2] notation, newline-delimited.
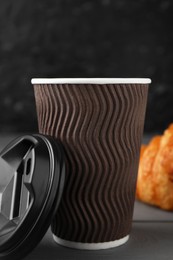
[0, 0, 173, 134]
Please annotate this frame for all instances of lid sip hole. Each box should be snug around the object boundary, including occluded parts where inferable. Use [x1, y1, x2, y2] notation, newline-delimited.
[26, 158, 32, 175]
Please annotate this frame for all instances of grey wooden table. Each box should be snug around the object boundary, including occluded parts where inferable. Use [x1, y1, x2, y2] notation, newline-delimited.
[23, 201, 173, 260]
[0, 135, 173, 260]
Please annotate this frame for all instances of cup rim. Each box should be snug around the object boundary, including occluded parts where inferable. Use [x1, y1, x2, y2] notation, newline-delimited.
[31, 78, 151, 85]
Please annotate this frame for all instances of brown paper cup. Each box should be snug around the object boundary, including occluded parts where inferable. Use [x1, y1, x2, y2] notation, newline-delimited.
[32, 78, 151, 250]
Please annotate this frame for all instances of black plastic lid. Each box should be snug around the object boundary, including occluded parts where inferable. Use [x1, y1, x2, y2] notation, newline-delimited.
[0, 134, 65, 260]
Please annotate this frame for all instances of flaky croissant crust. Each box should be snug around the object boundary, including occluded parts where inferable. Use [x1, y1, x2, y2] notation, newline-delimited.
[136, 124, 173, 210]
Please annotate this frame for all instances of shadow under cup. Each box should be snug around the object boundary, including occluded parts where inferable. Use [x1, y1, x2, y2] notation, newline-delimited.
[32, 78, 150, 250]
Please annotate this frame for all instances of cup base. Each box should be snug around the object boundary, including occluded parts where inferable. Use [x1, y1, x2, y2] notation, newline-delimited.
[53, 234, 129, 250]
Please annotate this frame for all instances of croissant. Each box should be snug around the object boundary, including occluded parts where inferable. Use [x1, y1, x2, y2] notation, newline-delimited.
[136, 124, 173, 210]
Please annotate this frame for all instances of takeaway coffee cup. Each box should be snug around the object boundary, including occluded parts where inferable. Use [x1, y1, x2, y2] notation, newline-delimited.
[32, 78, 151, 250]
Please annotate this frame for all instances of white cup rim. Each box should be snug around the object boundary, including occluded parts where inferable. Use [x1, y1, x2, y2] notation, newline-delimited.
[31, 78, 151, 85]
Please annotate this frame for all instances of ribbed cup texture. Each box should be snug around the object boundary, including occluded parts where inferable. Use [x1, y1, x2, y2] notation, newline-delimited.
[33, 83, 148, 243]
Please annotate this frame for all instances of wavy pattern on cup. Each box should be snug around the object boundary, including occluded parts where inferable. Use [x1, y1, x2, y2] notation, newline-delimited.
[34, 83, 148, 243]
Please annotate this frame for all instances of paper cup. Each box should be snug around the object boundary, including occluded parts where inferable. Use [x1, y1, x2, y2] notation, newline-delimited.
[32, 78, 151, 249]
